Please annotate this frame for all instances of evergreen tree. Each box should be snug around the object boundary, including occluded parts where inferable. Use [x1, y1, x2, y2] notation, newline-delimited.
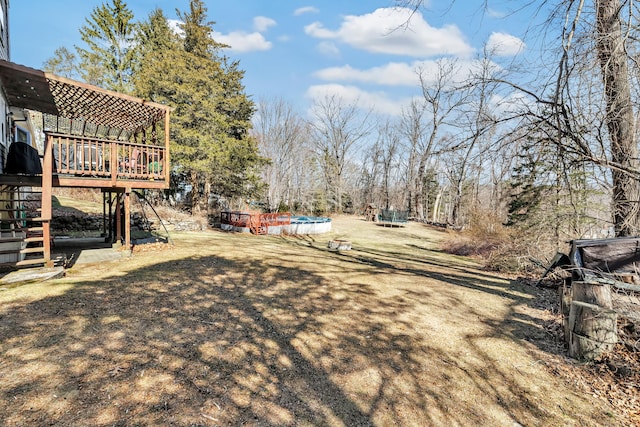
[76, 0, 137, 93]
[133, 8, 179, 102]
[134, 0, 265, 211]
[506, 140, 548, 227]
[42, 47, 79, 79]
[506, 131, 601, 246]
[178, 0, 223, 57]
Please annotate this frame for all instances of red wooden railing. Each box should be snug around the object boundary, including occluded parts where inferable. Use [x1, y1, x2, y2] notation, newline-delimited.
[220, 211, 292, 235]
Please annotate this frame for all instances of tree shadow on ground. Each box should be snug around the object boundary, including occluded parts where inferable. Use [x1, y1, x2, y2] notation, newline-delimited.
[0, 232, 615, 426]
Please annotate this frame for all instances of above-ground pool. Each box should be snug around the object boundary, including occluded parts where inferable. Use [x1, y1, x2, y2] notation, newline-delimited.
[283, 216, 332, 234]
[220, 211, 331, 235]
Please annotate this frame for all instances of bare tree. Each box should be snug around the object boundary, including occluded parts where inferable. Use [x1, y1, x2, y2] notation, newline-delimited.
[360, 138, 383, 209]
[448, 50, 500, 225]
[252, 98, 309, 211]
[414, 59, 468, 220]
[399, 99, 427, 217]
[594, 0, 639, 236]
[309, 95, 372, 213]
[405, 0, 640, 236]
[375, 120, 403, 210]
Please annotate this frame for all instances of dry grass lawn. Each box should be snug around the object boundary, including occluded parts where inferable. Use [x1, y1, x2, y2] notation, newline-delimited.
[0, 216, 626, 426]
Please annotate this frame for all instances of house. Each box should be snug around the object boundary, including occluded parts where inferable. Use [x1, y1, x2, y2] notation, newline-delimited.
[0, 0, 171, 268]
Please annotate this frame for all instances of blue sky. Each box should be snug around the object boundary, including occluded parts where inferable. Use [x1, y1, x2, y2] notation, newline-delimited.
[9, 1, 535, 116]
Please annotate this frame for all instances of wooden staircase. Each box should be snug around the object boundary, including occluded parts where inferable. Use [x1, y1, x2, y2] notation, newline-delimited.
[248, 213, 267, 235]
[0, 185, 48, 268]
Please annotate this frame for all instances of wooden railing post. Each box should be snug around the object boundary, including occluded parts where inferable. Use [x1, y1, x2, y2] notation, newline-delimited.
[111, 141, 118, 186]
[42, 135, 53, 221]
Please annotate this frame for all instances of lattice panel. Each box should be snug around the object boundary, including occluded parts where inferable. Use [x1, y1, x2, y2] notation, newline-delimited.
[47, 79, 165, 132]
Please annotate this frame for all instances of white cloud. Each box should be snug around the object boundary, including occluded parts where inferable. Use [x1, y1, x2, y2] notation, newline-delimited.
[253, 16, 276, 32]
[317, 41, 340, 57]
[294, 6, 319, 16]
[486, 32, 525, 56]
[304, 7, 473, 58]
[313, 59, 493, 87]
[213, 31, 272, 52]
[168, 19, 184, 37]
[490, 91, 533, 116]
[487, 8, 507, 19]
[306, 84, 414, 116]
[305, 22, 335, 39]
[314, 63, 418, 86]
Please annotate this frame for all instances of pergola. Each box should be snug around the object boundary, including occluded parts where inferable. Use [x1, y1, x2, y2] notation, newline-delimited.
[0, 60, 170, 135]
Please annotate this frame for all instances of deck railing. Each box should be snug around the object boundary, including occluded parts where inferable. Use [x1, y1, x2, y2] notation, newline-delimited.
[46, 133, 167, 183]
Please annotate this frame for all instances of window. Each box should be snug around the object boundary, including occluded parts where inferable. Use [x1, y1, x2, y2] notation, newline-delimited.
[15, 126, 30, 145]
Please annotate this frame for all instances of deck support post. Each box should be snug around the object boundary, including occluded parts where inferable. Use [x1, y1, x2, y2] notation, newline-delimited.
[124, 188, 131, 250]
[102, 191, 107, 237]
[42, 134, 53, 266]
[115, 194, 122, 244]
[164, 111, 171, 188]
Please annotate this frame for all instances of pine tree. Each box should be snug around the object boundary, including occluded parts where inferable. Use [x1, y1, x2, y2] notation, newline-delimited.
[76, 0, 137, 93]
[134, 0, 265, 211]
[506, 143, 547, 227]
[42, 47, 79, 79]
[133, 8, 179, 102]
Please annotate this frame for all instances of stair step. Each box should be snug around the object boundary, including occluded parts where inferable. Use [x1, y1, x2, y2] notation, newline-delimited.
[15, 258, 46, 267]
[20, 247, 44, 254]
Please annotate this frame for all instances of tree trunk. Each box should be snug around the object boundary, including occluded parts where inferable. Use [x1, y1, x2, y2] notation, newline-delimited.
[596, 0, 640, 236]
[572, 280, 613, 308]
[414, 161, 426, 220]
[567, 280, 617, 360]
[432, 190, 442, 223]
[568, 300, 617, 360]
[189, 171, 206, 214]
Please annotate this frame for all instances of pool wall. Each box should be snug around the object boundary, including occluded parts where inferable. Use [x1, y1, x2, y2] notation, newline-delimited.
[284, 220, 332, 234]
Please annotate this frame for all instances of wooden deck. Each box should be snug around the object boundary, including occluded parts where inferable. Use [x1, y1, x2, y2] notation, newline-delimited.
[0, 133, 170, 269]
[0, 60, 173, 269]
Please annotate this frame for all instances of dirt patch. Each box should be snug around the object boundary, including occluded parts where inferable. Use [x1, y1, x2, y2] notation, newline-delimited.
[0, 216, 633, 426]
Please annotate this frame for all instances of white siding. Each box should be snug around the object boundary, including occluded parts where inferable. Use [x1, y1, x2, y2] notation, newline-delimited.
[0, 0, 10, 171]
[0, 0, 7, 60]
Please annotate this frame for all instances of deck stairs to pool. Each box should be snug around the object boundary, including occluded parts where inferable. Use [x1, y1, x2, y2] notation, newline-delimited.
[253, 225, 267, 235]
[248, 214, 267, 235]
